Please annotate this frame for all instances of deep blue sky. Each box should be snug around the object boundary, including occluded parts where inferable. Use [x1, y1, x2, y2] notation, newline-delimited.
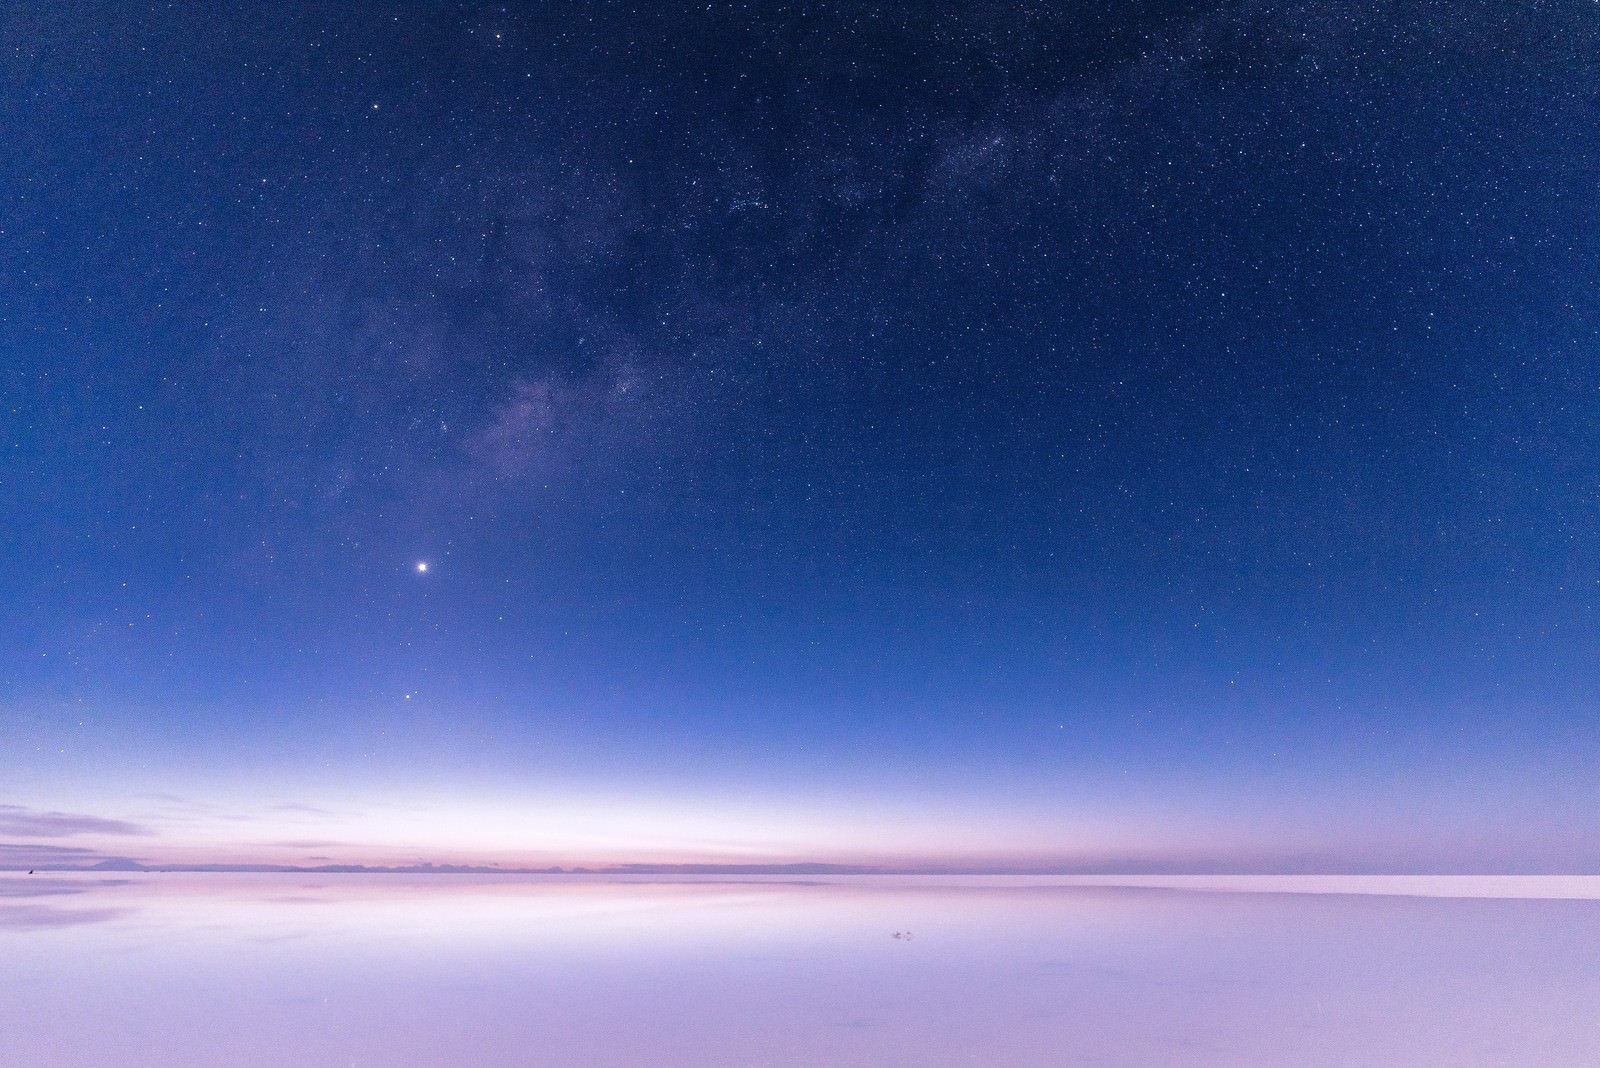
[4, 1, 1599, 871]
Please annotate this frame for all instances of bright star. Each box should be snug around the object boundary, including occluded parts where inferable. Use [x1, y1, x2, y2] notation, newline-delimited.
[416, 561, 429, 573]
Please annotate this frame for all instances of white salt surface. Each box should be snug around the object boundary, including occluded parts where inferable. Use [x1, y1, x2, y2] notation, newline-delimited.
[2, 873, 1597, 1066]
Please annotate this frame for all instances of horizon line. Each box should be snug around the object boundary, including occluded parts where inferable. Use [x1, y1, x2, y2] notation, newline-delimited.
[9, 861, 1600, 878]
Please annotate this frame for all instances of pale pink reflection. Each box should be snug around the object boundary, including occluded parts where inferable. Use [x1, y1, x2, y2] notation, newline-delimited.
[2, 874, 1598, 1067]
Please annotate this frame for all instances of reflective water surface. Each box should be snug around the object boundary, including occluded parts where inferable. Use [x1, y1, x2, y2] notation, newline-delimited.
[4, 874, 1597, 1066]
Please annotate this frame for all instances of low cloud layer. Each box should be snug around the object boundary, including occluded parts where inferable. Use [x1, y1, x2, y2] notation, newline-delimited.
[0, 805, 149, 838]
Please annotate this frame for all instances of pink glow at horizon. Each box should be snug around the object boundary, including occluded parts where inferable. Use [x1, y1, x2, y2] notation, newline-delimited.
[6, 787, 1278, 873]
[6, 781, 1592, 874]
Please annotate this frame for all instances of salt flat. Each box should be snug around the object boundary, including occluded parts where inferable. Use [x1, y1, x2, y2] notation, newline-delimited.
[3, 873, 1596, 1066]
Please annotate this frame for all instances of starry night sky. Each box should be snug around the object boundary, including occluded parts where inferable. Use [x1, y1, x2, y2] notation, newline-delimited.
[4, 1, 1599, 872]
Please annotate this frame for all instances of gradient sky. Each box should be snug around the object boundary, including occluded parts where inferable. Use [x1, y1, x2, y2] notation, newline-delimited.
[3, 1, 1599, 872]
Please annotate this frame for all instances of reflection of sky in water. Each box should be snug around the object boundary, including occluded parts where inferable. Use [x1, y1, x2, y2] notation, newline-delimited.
[3, 875, 1598, 1066]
